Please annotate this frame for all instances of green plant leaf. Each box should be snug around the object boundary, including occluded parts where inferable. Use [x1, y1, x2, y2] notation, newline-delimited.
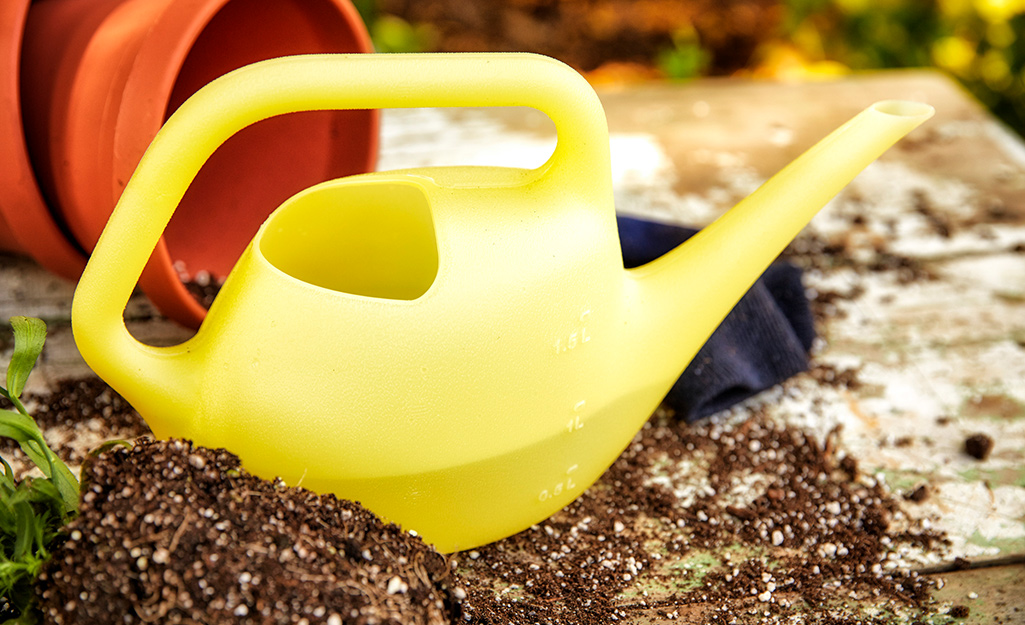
[5, 318, 45, 401]
[0, 411, 77, 520]
[0, 412, 50, 473]
[86, 439, 133, 457]
[12, 503, 34, 561]
[0, 457, 14, 486]
[0, 317, 77, 623]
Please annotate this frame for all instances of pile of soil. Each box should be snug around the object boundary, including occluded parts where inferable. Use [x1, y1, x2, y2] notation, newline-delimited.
[36, 438, 464, 625]
[26, 375, 951, 624]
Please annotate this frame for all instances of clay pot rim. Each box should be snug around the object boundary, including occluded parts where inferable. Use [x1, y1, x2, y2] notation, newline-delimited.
[0, 0, 87, 281]
[131, 0, 378, 328]
[107, 0, 266, 328]
[18, 0, 377, 327]
[124, 0, 378, 328]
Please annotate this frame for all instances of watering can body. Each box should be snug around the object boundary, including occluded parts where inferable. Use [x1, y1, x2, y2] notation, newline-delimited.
[187, 170, 658, 551]
[72, 53, 932, 552]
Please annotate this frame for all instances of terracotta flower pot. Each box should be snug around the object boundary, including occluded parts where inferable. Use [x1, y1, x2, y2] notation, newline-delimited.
[4, 0, 378, 327]
[0, 0, 86, 280]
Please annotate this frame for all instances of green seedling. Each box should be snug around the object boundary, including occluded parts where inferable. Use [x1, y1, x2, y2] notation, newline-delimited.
[0, 317, 79, 623]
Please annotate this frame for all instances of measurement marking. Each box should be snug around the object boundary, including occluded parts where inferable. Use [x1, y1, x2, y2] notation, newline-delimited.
[566, 400, 587, 433]
[539, 463, 582, 502]
[553, 308, 593, 354]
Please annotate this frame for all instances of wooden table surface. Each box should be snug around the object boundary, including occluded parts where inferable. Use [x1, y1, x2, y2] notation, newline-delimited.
[3, 69, 1023, 623]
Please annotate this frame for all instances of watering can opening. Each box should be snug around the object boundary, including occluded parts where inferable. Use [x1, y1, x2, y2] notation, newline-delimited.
[258, 180, 439, 301]
[869, 100, 934, 118]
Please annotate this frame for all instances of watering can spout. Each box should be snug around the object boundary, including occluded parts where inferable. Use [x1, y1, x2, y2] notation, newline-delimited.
[625, 100, 933, 384]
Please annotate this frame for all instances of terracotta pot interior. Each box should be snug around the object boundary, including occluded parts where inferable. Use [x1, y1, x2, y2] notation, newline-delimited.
[162, 0, 376, 282]
[17, 0, 374, 284]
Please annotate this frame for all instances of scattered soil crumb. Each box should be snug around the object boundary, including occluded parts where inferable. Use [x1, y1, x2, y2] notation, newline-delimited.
[963, 433, 994, 460]
[905, 484, 931, 503]
[949, 604, 970, 618]
[783, 231, 936, 287]
[184, 273, 224, 310]
[457, 408, 949, 625]
[912, 190, 953, 238]
[808, 362, 863, 390]
[36, 438, 464, 625]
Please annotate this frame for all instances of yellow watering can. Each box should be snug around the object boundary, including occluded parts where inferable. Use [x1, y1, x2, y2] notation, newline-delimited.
[72, 53, 932, 552]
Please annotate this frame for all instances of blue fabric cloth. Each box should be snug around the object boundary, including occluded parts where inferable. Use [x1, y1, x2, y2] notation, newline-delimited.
[617, 215, 816, 422]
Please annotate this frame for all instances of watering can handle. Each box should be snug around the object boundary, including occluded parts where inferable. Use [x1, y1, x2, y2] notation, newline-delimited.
[71, 53, 611, 401]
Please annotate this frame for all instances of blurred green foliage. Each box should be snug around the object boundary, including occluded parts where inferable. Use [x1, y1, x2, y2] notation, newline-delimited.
[368, 15, 437, 53]
[780, 0, 1025, 134]
[657, 26, 711, 80]
[351, 1, 436, 53]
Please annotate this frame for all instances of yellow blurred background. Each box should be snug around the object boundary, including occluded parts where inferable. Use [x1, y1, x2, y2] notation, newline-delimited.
[353, 0, 1025, 136]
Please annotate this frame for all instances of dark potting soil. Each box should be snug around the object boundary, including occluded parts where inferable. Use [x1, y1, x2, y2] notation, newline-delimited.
[963, 433, 994, 460]
[184, 275, 223, 310]
[28, 375, 952, 625]
[36, 438, 464, 625]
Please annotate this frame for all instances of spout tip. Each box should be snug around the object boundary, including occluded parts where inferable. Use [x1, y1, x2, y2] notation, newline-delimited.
[870, 100, 935, 120]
